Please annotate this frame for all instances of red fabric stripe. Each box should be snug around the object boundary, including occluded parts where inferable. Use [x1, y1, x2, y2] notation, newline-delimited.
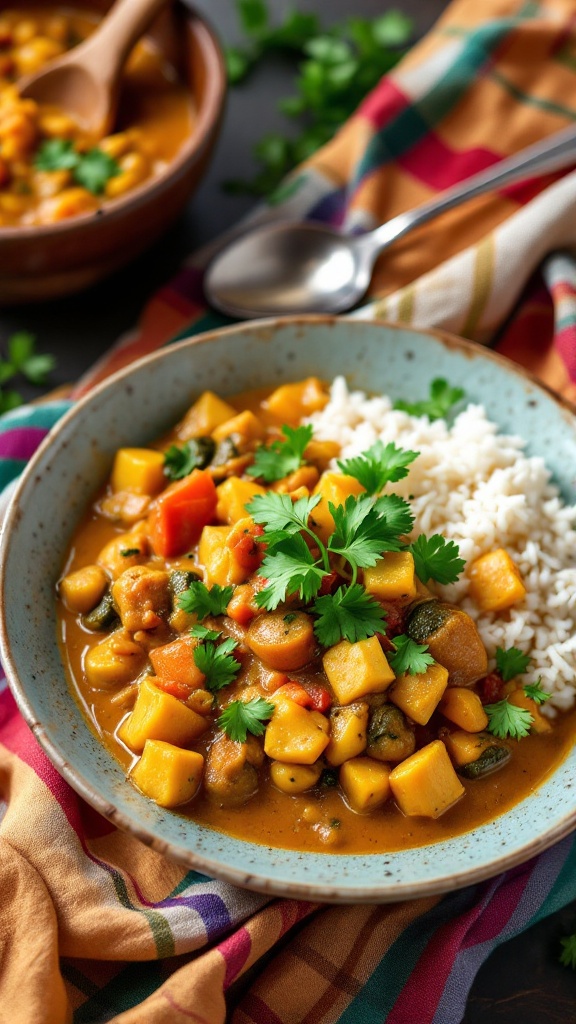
[398, 134, 499, 191]
[236, 992, 284, 1024]
[221, 926, 253, 989]
[555, 325, 576, 378]
[461, 864, 531, 948]
[357, 76, 410, 130]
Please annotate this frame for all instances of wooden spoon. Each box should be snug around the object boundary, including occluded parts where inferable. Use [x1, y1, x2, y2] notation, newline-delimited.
[18, 0, 171, 137]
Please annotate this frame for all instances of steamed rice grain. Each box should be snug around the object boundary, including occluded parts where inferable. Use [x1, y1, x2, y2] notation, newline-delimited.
[308, 377, 576, 712]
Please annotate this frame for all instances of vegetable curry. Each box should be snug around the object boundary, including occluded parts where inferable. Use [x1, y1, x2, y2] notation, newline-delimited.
[0, 7, 193, 225]
[57, 379, 576, 854]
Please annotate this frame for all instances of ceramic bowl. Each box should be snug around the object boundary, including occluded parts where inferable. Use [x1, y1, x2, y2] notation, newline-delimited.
[1, 316, 575, 903]
[0, 0, 226, 302]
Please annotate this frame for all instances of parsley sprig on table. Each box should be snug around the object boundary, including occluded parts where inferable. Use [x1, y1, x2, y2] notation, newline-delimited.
[178, 582, 234, 620]
[224, 0, 413, 197]
[560, 931, 576, 970]
[0, 331, 56, 414]
[35, 139, 120, 195]
[247, 423, 313, 482]
[218, 696, 275, 742]
[484, 649, 551, 739]
[193, 636, 241, 692]
[394, 378, 465, 421]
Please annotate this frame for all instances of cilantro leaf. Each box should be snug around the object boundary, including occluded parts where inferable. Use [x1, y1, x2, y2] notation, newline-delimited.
[247, 490, 321, 536]
[247, 423, 313, 482]
[485, 698, 533, 740]
[218, 696, 275, 743]
[237, 0, 268, 35]
[337, 440, 419, 494]
[394, 378, 465, 421]
[256, 533, 327, 609]
[190, 624, 222, 641]
[6, 331, 55, 386]
[74, 147, 120, 194]
[312, 583, 386, 646]
[193, 637, 241, 692]
[560, 933, 576, 970]
[523, 679, 551, 705]
[409, 534, 465, 585]
[495, 646, 531, 682]
[34, 138, 78, 171]
[178, 582, 234, 619]
[163, 437, 216, 481]
[328, 494, 411, 569]
[389, 634, 434, 676]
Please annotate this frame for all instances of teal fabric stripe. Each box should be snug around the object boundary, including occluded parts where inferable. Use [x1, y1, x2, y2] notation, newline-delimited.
[71, 961, 165, 1022]
[0, 458, 26, 492]
[169, 869, 213, 896]
[489, 67, 576, 119]
[0, 399, 72, 433]
[170, 310, 232, 344]
[353, 19, 515, 186]
[529, 833, 576, 926]
[337, 886, 480, 1023]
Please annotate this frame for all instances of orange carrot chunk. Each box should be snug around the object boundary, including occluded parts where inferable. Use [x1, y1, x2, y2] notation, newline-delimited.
[149, 469, 217, 557]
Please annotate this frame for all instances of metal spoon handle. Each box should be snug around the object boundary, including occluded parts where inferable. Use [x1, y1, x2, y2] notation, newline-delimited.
[366, 122, 576, 252]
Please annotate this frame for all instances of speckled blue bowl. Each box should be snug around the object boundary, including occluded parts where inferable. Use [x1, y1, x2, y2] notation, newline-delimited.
[1, 316, 575, 903]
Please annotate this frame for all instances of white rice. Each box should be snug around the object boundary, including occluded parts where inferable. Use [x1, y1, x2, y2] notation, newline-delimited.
[308, 376, 576, 713]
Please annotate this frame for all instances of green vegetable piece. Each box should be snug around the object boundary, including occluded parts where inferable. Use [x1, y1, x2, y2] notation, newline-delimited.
[169, 570, 202, 607]
[82, 589, 119, 632]
[405, 600, 451, 644]
[457, 745, 511, 779]
[218, 696, 275, 743]
[211, 436, 240, 467]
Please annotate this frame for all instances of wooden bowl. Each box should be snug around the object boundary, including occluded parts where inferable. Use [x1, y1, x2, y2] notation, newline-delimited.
[0, 0, 226, 302]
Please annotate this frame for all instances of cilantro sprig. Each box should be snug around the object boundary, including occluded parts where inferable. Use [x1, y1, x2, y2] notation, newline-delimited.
[193, 636, 241, 692]
[409, 534, 466, 585]
[338, 440, 419, 495]
[178, 582, 234, 620]
[523, 680, 551, 705]
[394, 378, 465, 421]
[495, 646, 531, 682]
[247, 424, 313, 482]
[0, 331, 56, 414]
[312, 583, 386, 646]
[388, 634, 434, 676]
[34, 138, 120, 195]
[560, 932, 576, 970]
[484, 699, 533, 740]
[218, 696, 275, 742]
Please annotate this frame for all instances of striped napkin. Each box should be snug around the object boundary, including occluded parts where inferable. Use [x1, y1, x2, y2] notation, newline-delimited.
[1, 1, 576, 1021]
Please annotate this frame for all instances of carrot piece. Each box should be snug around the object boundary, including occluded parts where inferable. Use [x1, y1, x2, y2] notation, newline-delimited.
[149, 469, 217, 557]
[226, 518, 265, 572]
[275, 681, 332, 713]
[149, 636, 205, 689]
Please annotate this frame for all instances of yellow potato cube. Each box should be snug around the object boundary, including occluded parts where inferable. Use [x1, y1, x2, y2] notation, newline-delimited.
[364, 552, 417, 601]
[118, 677, 208, 753]
[216, 476, 266, 523]
[311, 472, 365, 543]
[468, 548, 527, 612]
[339, 757, 391, 813]
[390, 662, 449, 725]
[325, 701, 369, 766]
[443, 730, 503, 769]
[439, 687, 488, 732]
[323, 636, 395, 704]
[178, 391, 237, 439]
[212, 409, 265, 445]
[110, 448, 166, 495]
[269, 760, 322, 793]
[389, 740, 465, 819]
[508, 688, 552, 734]
[265, 377, 328, 423]
[59, 564, 108, 614]
[197, 525, 250, 586]
[131, 740, 204, 807]
[84, 630, 146, 690]
[264, 698, 329, 764]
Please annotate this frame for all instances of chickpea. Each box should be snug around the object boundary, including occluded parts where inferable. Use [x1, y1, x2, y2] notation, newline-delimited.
[12, 20, 38, 47]
[14, 37, 63, 77]
[36, 187, 98, 224]
[44, 16, 69, 44]
[105, 151, 150, 199]
[38, 112, 77, 139]
[32, 169, 72, 199]
[99, 132, 132, 160]
[0, 110, 37, 160]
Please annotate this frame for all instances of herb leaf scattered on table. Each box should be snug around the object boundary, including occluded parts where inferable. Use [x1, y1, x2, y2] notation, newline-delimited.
[0, 331, 56, 414]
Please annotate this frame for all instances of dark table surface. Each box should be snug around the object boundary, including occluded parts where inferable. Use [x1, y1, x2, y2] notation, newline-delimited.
[2, 0, 575, 1019]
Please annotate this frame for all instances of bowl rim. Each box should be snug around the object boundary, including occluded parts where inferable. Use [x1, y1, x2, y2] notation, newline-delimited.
[1, 314, 576, 903]
[0, 0, 227, 240]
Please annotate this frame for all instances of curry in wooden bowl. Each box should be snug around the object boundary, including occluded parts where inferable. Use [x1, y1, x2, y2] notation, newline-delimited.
[1, 318, 575, 900]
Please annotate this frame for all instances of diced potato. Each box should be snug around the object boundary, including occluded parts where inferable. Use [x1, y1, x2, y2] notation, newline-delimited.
[363, 552, 417, 601]
[311, 472, 366, 543]
[98, 490, 151, 525]
[443, 729, 511, 778]
[366, 704, 416, 763]
[270, 760, 322, 793]
[322, 636, 395, 704]
[216, 476, 266, 523]
[264, 698, 330, 764]
[468, 549, 527, 612]
[439, 687, 488, 732]
[390, 662, 449, 726]
[325, 701, 369, 766]
[131, 740, 204, 808]
[265, 377, 328, 422]
[508, 688, 552, 734]
[212, 410, 265, 446]
[110, 448, 166, 496]
[84, 630, 146, 690]
[59, 564, 108, 614]
[246, 611, 315, 671]
[273, 465, 319, 494]
[118, 677, 208, 752]
[197, 524, 250, 586]
[112, 566, 170, 631]
[204, 734, 259, 807]
[97, 523, 149, 578]
[389, 740, 465, 819]
[178, 391, 237, 439]
[340, 757, 391, 813]
[304, 439, 340, 471]
[406, 601, 488, 688]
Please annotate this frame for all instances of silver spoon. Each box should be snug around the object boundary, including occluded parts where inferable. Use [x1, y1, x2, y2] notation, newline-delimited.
[205, 123, 576, 319]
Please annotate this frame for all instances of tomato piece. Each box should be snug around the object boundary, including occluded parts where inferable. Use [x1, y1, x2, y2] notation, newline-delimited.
[149, 469, 217, 557]
[154, 678, 193, 701]
[275, 680, 332, 712]
[226, 583, 262, 625]
[227, 521, 265, 572]
[305, 682, 332, 713]
[480, 672, 505, 704]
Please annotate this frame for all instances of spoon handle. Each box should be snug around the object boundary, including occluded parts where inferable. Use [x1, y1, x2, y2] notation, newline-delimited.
[72, 0, 169, 86]
[368, 122, 576, 252]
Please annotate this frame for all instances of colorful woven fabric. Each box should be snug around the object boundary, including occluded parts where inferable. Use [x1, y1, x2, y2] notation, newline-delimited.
[1, 1, 576, 1021]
